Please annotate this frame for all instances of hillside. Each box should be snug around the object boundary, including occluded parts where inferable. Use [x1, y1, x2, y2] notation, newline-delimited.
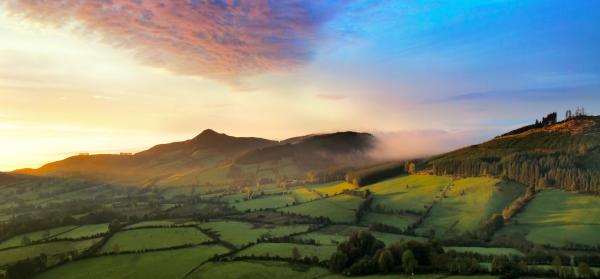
[12, 130, 375, 187]
[428, 115, 600, 193]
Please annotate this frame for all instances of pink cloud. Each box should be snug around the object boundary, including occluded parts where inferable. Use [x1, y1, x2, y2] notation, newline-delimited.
[5, 0, 345, 85]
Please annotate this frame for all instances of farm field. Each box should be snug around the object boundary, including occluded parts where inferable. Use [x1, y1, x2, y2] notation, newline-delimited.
[99, 227, 211, 253]
[197, 220, 310, 248]
[359, 212, 418, 230]
[364, 175, 452, 213]
[291, 187, 322, 203]
[0, 238, 101, 266]
[418, 178, 524, 238]
[0, 225, 76, 249]
[278, 194, 363, 223]
[189, 260, 332, 279]
[294, 225, 426, 246]
[443, 246, 524, 257]
[307, 181, 356, 196]
[495, 189, 600, 247]
[36, 245, 228, 279]
[232, 194, 295, 211]
[52, 223, 110, 240]
[235, 242, 337, 261]
[123, 220, 181, 229]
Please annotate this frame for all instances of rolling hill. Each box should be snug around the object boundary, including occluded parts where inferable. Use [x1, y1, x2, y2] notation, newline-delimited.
[428, 115, 600, 193]
[12, 130, 375, 187]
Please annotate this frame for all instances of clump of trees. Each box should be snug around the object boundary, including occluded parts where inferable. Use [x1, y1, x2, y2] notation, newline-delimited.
[345, 161, 415, 187]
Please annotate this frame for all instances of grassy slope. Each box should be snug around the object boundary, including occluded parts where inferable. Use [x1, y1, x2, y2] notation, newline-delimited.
[0, 238, 100, 266]
[235, 242, 337, 261]
[189, 260, 331, 279]
[99, 227, 211, 253]
[36, 245, 228, 279]
[277, 194, 363, 223]
[418, 178, 524, 238]
[0, 225, 77, 249]
[52, 223, 109, 240]
[364, 175, 452, 213]
[198, 221, 310, 248]
[495, 189, 600, 246]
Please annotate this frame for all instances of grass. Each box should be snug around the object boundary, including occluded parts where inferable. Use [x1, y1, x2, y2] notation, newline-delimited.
[123, 220, 181, 229]
[495, 189, 600, 247]
[0, 238, 100, 266]
[36, 245, 228, 279]
[418, 178, 524, 238]
[278, 194, 363, 223]
[294, 225, 426, 246]
[307, 181, 356, 196]
[189, 260, 331, 279]
[291, 187, 322, 203]
[52, 223, 110, 240]
[364, 175, 452, 213]
[232, 194, 295, 211]
[443, 246, 524, 257]
[359, 212, 418, 230]
[235, 242, 337, 261]
[99, 227, 211, 253]
[0, 225, 77, 249]
[198, 220, 310, 248]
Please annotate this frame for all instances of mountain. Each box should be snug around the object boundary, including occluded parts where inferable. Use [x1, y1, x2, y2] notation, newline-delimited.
[428, 115, 600, 193]
[14, 129, 277, 186]
[13, 130, 375, 187]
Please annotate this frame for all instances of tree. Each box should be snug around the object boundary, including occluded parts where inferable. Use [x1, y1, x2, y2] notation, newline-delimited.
[552, 255, 562, 274]
[491, 255, 508, 274]
[402, 250, 417, 274]
[578, 262, 593, 278]
[377, 249, 394, 274]
[329, 251, 348, 273]
[291, 247, 301, 261]
[407, 162, 417, 174]
[108, 219, 121, 234]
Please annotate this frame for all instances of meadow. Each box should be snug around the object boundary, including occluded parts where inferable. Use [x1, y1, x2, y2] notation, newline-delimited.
[418, 178, 524, 238]
[495, 189, 600, 247]
[36, 245, 228, 279]
[0, 225, 76, 249]
[235, 242, 337, 261]
[197, 220, 310, 248]
[189, 260, 332, 279]
[52, 223, 110, 240]
[232, 194, 295, 211]
[364, 175, 452, 213]
[98, 227, 212, 253]
[0, 238, 100, 266]
[359, 212, 418, 230]
[278, 194, 363, 223]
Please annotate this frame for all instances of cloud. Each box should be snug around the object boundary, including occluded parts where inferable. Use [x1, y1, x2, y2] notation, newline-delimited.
[432, 85, 600, 103]
[369, 129, 495, 160]
[4, 0, 348, 85]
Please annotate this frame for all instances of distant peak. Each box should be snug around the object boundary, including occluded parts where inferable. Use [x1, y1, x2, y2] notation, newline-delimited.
[199, 129, 218, 136]
[192, 129, 228, 141]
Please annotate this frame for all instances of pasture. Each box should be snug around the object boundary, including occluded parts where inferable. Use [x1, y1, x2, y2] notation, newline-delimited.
[189, 260, 331, 279]
[364, 175, 452, 213]
[278, 194, 363, 223]
[198, 220, 310, 248]
[495, 189, 600, 247]
[443, 246, 524, 257]
[359, 212, 418, 230]
[52, 223, 110, 239]
[418, 178, 524, 238]
[36, 245, 228, 279]
[0, 238, 100, 266]
[0, 225, 76, 249]
[307, 181, 356, 196]
[294, 225, 426, 246]
[235, 242, 336, 261]
[99, 227, 211, 253]
[233, 194, 295, 211]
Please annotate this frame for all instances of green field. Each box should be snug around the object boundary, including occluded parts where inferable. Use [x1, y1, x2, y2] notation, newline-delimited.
[359, 212, 418, 230]
[418, 178, 524, 238]
[233, 194, 295, 211]
[443, 246, 524, 257]
[123, 220, 181, 229]
[52, 223, 110, 240]
[364, 175, 452, 213]
[236, 242, 337, 261]
[198, 221, 310, 248]
[495, 189, 600, 247]
[294, 225, 426, 246]
[99, 227, 211, 253]
[291, 187, 322, 203]
[189, 260, 331, 279]
[0, 225, 77, 249]
[278, 194, 363, 223]
[307, 181, 356, 196]
[0, 238, 100, 266]
[36, 245, 228, 279]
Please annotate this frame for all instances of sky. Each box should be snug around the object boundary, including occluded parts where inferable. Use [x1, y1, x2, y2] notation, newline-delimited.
[1, 0, 599, 170]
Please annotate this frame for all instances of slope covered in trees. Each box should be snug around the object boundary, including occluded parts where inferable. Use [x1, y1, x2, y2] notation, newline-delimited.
[428, 115, 600, 193]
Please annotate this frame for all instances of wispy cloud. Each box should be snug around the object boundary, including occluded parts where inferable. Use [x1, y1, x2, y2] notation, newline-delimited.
[3, 0, 350, 86]
[432, 85, 600, 103]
